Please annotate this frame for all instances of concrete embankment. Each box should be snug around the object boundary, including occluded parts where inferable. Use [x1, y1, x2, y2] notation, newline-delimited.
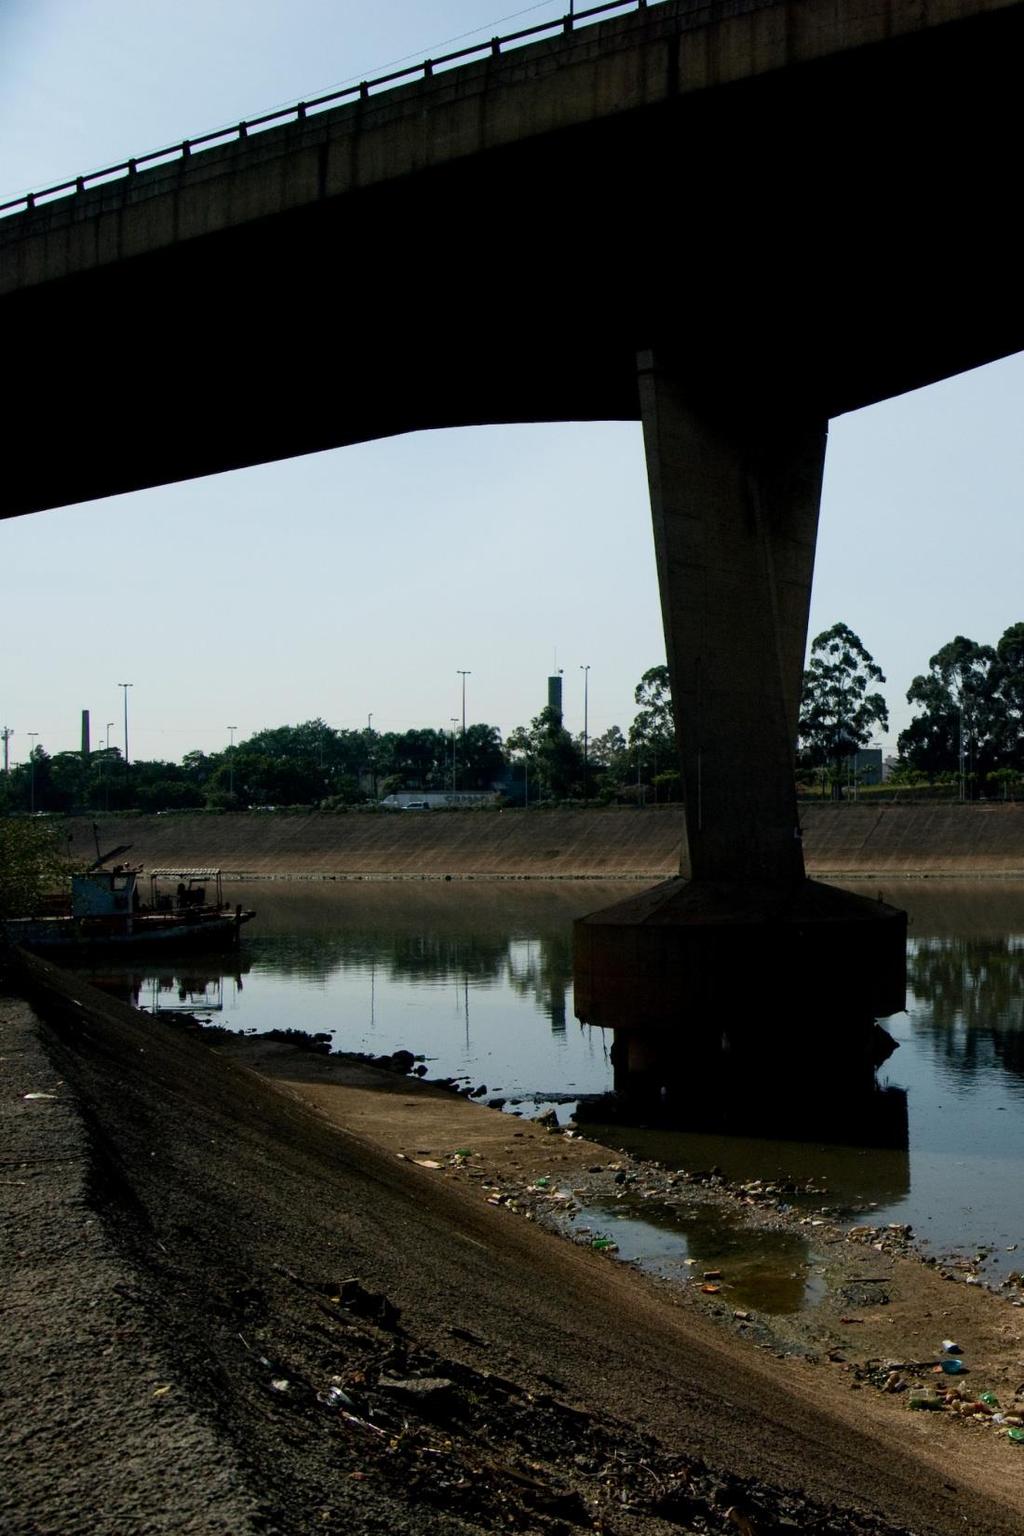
[63, 802, 1024, 879]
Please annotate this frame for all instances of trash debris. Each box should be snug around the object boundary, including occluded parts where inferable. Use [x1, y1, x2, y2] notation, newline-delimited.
[22, 1092, 57, 1101]
[908, 1389, 943, 1410]
[151, 1384, 172, 1398]
[270, 1378, 291, 1393]
[414, 1159, 442, 1170]
[317, 1385, 355, 1410]
[941, 1339, 962, 1354]
[936, 1358, 966, 1375]
[1008, 1428, 1024, 1444]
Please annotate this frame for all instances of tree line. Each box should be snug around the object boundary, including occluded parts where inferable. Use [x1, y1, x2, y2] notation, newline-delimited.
[0, 668, 680, 815]
[7, 622, 1019, 816]
[798, 620, 1024, 796]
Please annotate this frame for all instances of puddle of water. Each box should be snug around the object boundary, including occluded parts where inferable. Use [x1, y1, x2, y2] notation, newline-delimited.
[564, 1193, 825, 1315]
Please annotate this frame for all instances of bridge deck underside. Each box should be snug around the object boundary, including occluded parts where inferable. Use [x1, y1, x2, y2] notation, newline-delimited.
[2, 3, 1022, 517]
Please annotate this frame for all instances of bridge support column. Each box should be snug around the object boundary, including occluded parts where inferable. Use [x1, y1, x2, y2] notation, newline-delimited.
[638, 350, 825, 886]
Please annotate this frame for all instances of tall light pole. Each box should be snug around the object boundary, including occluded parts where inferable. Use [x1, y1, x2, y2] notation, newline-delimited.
[457, 671, 471, 789]
[118, 683, 132, 791]
[27, 733, 38, 813]
[227, 726, 237, 800]
[366, 715, 375, 799]
[105, 721, 115, 810]
[580, 664, 590, 802]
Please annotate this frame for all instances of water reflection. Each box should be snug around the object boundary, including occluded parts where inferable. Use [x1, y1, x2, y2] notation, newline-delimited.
[908, 935, 1024, 1082]
[69, 878, 1024, 1279]
[244, 883, 583, 1037]
[79, 959, 250, 1014]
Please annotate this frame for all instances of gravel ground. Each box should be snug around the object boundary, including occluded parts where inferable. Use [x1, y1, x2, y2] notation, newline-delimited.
[4, 950, 1024, 1536]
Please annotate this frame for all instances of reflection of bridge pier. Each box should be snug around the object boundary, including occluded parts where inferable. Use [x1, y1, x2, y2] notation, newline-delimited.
[575, 877, 907, 1141]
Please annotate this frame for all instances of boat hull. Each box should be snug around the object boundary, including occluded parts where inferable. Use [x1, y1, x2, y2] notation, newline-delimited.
[2, 909, 254, 959]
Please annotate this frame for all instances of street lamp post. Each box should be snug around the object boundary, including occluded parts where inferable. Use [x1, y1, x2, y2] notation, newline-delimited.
[105, 721, 114, 810]
[580, 664, 590, 802]
[27, 733, 38, 813]
[456, 671, 471, 789]
[118, 683, 132, 791]
[227, 726, 237, 800]
[366, 715, 375, 800]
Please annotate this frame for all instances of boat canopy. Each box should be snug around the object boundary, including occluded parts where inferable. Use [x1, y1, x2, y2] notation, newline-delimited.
[148, 868, 224, 879]
[148, 868, 225, 907]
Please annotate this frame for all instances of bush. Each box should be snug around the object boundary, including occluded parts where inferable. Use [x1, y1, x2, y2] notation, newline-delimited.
[0, 818, 78, 918]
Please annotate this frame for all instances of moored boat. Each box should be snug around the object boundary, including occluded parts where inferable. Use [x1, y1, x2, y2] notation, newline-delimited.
[2, 856, 254, 958]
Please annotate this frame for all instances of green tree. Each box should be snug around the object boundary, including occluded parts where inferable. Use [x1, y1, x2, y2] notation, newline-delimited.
[0, 818, 77, 918]
[586, 725, 630, 800]
[898, 635, 997, 783]
[629, 665, 676, 759]
[507, 707, 583, 801]
[627, 665, 679, 802]
[990, 622, 1024, 769]
[798, 624, 888, 795]
[457, 724, 506, 790]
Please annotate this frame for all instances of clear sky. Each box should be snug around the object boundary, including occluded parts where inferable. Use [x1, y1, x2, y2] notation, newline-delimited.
[2, 1, 1022, 767]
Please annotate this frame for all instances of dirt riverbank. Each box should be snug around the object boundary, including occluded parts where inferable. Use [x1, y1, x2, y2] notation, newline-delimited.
[5, 952, 1024, 1536]
[61, 803, 1024, 881]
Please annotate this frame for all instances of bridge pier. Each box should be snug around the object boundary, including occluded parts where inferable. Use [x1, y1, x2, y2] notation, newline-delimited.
[573, 353, 906, 1121]
[638, 349, 824, 887]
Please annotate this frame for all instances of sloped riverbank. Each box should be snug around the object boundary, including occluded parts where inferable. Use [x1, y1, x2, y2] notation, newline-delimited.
[5, 951, 1024, 1536]
[62, 802, 1024, 880]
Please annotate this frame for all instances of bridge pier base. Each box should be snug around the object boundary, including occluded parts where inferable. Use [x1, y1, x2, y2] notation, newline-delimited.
[573, 877, 907, 1141]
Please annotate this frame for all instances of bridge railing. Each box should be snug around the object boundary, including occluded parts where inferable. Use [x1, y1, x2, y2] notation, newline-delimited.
[0, 0, 658, 220]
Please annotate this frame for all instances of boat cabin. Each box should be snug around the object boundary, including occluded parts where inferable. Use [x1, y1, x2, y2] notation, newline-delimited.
[71, 865, 141, 917]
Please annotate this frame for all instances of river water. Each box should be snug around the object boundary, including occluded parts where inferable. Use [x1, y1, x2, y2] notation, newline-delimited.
[77, 879, 1024, 1291]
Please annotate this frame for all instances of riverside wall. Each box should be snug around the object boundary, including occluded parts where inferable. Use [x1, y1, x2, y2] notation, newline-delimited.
[62, 803, 1024, 880]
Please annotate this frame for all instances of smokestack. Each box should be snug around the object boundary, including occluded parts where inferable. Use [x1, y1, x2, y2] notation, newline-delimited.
[547, 674, 563, 720]
[81, 709, 91, 760]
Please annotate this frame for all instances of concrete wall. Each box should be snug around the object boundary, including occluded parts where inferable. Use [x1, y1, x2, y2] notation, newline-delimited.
[63, 803, 1024, 879]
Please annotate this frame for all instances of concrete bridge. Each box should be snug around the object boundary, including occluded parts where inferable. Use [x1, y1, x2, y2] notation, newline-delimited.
[3, 0, 1022, 896]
